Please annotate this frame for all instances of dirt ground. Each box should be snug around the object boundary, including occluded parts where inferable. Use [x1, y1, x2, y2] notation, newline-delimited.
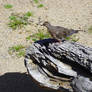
[0, 0, 92, 92]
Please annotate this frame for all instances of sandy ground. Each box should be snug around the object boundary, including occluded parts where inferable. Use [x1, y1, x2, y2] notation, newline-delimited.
[0, 0, 92, 92]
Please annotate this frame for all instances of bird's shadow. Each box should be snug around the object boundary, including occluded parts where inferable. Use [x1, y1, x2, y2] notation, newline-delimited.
[0, 72, 58, 92]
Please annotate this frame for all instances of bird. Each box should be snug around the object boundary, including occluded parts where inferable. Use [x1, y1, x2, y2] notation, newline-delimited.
[42, 21, 82, 42]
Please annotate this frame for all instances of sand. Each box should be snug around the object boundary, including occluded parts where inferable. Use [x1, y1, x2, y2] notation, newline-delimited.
[0, 0, 92, 91]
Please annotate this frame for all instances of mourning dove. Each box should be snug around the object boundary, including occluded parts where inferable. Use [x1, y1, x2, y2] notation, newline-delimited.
[43, 21, 82, 42]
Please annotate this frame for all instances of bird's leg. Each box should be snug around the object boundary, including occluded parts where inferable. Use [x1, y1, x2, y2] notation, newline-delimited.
[55, 38, 66, 43]
[52, 34, 62, 43]
[56, 38, 62, 43]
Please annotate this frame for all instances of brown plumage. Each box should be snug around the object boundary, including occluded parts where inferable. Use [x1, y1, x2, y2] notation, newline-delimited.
[43, 21, 82, 42]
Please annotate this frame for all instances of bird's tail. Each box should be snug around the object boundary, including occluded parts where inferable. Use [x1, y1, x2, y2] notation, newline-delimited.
[73, 29, 86, 33]
[69, 29, 78, 35]
[70, 29, 85, 34]
[68, 29, 83, 36]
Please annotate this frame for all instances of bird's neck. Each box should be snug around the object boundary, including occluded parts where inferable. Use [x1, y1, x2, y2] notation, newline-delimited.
[46, 25, 54, 35]
[45, 23, 52, 28]
[46, 24, 53, 31]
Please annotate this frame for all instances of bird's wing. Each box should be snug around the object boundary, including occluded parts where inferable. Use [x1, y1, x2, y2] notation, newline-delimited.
[56, 26, 67, 31]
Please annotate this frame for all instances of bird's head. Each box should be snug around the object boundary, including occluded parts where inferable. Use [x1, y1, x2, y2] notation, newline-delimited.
[42, 21, 51, 27]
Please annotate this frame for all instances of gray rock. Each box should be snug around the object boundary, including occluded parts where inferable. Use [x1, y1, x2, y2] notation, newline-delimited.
[24, 39, 92, 92]
[71, 76, 92, 92]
